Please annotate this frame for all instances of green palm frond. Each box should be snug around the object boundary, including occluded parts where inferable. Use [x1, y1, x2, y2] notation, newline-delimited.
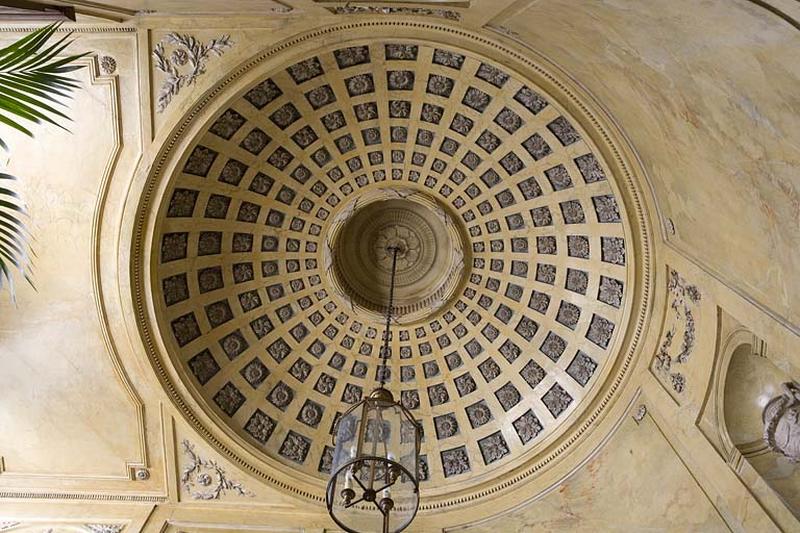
[0, 22, 87, 151]
[0, 23, 85, 299]
[0, 173, 33, 298]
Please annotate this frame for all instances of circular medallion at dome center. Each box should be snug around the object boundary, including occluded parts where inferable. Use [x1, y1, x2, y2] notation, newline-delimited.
[331, 196, 466, 319]
[371, 211, 428, 277]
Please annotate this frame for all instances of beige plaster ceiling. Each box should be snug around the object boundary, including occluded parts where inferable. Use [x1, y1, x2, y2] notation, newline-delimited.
[138, 26, 649, 506]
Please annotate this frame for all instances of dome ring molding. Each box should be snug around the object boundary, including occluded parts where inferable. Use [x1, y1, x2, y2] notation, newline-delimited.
[130, 20, 654, 510]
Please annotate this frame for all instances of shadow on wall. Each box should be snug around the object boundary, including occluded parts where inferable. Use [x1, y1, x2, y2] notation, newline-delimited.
[723, 345, 800, 517]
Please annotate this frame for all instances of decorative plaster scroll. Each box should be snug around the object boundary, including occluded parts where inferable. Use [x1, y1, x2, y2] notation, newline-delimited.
[85, 525, 124, 533]
[653, 268, 701, 394]
[632, 404, 647, 424]
[180, 440, 253, 500]
[329, 6, 461, 21]
[763, 382, 800, 462]
[269, 3, 294, 14]
[153, 33, 234, 113]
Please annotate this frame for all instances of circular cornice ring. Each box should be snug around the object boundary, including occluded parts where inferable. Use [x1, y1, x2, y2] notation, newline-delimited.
[130, 19, 654, 512]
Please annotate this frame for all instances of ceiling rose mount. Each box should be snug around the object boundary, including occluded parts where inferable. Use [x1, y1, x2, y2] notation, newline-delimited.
[326, 189, 469, 324]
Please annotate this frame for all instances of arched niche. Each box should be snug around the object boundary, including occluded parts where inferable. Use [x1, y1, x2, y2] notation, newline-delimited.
[722, 340, 799, 517]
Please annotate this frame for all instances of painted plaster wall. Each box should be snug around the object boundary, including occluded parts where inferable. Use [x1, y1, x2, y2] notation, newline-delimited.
[0, 1, 798, 530]
[498, 0, 800, 331]
[461, 413, 728, 532]
[0, 49, 143, 477]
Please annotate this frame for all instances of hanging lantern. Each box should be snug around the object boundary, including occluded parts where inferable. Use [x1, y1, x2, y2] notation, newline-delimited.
[326, 246, 422, 533]
[326, 387, 421, 533]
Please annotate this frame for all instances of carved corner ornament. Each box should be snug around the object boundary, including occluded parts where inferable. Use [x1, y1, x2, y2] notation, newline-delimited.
[153, 33, 234, 113]
[763, 382, 800, 463]
[84, 525, 125, 533]
[99, 55, 117, 75]
[180, 439, 254, 500]
[652, 268, 701, 394]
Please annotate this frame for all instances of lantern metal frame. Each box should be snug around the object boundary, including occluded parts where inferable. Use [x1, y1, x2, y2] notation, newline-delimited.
[325, 388, 422, 533]
[326, 246, 423, 533]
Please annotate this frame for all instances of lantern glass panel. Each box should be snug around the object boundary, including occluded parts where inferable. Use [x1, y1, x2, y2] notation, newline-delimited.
[328, 395, 420, 533]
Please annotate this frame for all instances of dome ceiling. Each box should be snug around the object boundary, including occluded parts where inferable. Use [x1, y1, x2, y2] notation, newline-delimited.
[146, 32, 642, 500]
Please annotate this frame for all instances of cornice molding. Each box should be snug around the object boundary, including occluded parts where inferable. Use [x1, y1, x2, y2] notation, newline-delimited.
[129, 19, 655, 515]
[0, 490, 166, 502]
[0, 26, 136, 33]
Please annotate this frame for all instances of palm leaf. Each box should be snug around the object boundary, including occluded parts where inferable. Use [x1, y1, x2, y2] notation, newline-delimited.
[0, 174, 33, 299]
[0, 25, 85, 299]
[0, 22, 87, 148]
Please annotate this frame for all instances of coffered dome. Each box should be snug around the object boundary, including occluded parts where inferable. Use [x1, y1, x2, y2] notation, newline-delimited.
[136, 23, 651, 508]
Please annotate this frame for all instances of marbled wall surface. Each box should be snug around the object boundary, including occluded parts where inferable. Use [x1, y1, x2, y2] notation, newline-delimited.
[0, 2, 798, 530]
[460, 413, 728, 532]
[748, 451, 800, 517]
[498, 0, 800, 331]
[0, 55, 142, 477]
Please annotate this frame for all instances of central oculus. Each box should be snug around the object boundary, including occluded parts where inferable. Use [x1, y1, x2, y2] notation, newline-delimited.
[328, 190, 468, 323]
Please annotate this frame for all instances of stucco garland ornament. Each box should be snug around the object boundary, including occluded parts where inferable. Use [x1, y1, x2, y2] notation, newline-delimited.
[180, 439, 253, 500]
[153, 33, 234, 113]
[653, 268, 701, 393]
[763, 382, 800, 462]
